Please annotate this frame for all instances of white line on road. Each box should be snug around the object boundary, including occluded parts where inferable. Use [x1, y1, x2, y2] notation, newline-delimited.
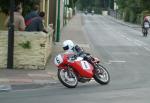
[0, 85, 12, 91]
[144, 47, 150, 52]
[134, 41, 142, 46]
[108, 60, 126, 63]
[112, 52, 139, 55]
[121, 35, 126, 38]
[121, 35, 132, 41]
[121, 34, 147, 46]
[134, 40, 146, 46]
[125, 37, 132, 41]
[77, 44, 90, 48]
[55, 43, 90, 48]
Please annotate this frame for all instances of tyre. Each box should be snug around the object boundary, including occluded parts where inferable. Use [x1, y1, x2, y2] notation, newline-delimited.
[142, 28, 148, 37]
[58, 69, 78, 88]
[93, 64, 110, 85]
[145, 28, 148, 36]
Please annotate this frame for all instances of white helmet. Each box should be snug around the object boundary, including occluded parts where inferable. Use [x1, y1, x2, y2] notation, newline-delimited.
[62, 40, 75, 51]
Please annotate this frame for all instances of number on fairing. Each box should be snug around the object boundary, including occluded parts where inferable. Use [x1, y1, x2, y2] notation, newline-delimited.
[54, 55, 63, 66]
[81, 61, 90, 70]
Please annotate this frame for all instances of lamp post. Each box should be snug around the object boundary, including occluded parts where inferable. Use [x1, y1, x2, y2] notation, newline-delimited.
[56, 0, 61, 42]
[65, 0, 67, 25]
[109, 0, 114, 10]
[7, 0, 15, 69]
[63, 0, 65, 26]
[63, 0, 67, 26]
[109, 0, 111, 9]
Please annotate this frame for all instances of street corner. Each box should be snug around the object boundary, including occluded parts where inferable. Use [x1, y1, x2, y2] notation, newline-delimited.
[10, 73, 58, 91]
[0, 72, 58, 92]
[0, 78, 12, 92]
[47, 71, 58, 80]
[0, 80, 59, 92]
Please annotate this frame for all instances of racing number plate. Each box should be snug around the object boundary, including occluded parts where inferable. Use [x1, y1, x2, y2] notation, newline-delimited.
[81, 61, 90, 70]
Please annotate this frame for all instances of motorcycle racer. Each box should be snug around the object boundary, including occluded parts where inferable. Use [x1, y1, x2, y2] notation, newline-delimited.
[53, 40, 110, 88]
[62, 40, 95, 64]
[62, 40, 84, 55]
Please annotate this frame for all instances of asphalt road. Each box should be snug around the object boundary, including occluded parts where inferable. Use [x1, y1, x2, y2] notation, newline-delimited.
[83, 14, 150, 89]
[1, 14, 150, 103]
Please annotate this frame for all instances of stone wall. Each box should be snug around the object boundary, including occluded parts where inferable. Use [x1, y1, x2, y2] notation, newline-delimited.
[0, 31, 53, 69]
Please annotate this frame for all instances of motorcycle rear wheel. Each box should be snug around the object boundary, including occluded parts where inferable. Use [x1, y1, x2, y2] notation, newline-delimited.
[58, 69, 78, 88]
[93, 64, 110, 85]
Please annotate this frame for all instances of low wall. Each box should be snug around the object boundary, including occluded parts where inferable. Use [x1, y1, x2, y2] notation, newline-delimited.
[102, 11, 108, 16]
[0, 31, 53, 69]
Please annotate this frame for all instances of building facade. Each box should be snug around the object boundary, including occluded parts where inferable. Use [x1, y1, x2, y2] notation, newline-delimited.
[40, 0, 64, 32]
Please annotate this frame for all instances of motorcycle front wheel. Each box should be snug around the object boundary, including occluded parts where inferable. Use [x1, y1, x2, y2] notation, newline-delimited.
[93, 64, 110, 85]
[58, 69, 78, 88]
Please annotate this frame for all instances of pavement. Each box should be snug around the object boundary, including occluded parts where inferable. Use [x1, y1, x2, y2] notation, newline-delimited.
[106, 16, 141, 30]
[0, 13, 141, 92]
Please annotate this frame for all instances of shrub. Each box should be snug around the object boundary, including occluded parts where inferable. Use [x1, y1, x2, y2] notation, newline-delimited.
[123, 7, 130, 22]
[136, 14, 142, 24]
[141, 10, 150, 24]
[0, 0, 40, 15]
[18, 41, 31, 49]
[94, 8, 102, 14]
[129, 10, 136, 23]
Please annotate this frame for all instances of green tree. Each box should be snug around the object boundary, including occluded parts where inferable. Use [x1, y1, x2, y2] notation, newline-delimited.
[140, 0, 150, 11]
[77, 0, 103, 13]
[0, 0, 40, 15]
[69, 0, 78, 14]
[116, 0, 150, 23]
